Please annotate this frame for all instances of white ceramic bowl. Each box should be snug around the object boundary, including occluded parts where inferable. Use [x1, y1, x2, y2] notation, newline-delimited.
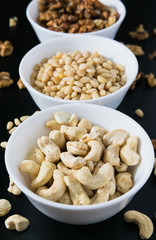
[5, 104, 154, 225]
[19, 35, 138, 110]
[26, 0, 126, 42]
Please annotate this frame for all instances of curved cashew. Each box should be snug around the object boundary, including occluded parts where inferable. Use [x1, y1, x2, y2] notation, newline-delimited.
[93, 160, 104, 175]
[37, 169, 66, 202]
[103, 129, 129, 147]
[54, 111, 71, 124]
[0, 199, 11, 216]
[57, 162, 72, 176]
[19, 160, 40, 180]
[115, 162, 128, 172]
[57, 191, 72, 205]
[73, 163, 114, 190]
[103, 145, 120, 166]
[26, 147, 45, 164]
[78, 118, 92, 132]
[86, 161, 94, 172]
[31, 161, 56, 188]
[64, 176, 90, 205]
[91, 126, 107, 139]
[67, 114, 78, 127]
[66, 141, 88, 156]
[46, 119, 61, 130]
[61, 125, 87, 141]
[37, 136, 60, 162]
[5, 214, 30, 232]
[49, 130, 66, 150]
[109, 169, 116, 196]
[79, 132, 99, 143]
[91, 184, 109, 205]
[60, 152, 86, 169]
[120, 136, 141, 166]
[124, 210, 154, 239]
[84, 140, 103, 162]
[116, 172, 133, 194]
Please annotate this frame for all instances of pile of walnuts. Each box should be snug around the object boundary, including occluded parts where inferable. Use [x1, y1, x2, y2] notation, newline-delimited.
[38, 0, 120, 33]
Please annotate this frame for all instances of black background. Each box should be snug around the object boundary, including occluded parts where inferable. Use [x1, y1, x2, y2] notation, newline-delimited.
[0, 0, 156, 239]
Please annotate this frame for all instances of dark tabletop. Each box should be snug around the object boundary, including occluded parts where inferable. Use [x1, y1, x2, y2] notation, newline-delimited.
[0, 0, 156, 239]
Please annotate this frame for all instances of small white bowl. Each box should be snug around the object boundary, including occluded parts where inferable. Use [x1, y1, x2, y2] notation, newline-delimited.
[5, 104, 154, 225]
[19, 35, 138, 110]
[26, 0, 126, 42]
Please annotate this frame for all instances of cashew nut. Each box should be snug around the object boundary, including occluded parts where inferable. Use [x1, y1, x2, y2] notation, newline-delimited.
[31, 161, 56, 188]
[73, 163, 113, 190]
[7, 177, 21, 195]
[86, 161, 94, 172]
[78, 118, 92, 132]
[84, 140, 103, 162]
[79, 132, 99, 143]
[109, 191, 122, 200]
[60, 152, 86, 169]
[109, 169, 116, 196]
[91, 126, 107, 139]
[61, 125, 87, 141]
[103, 129, 129, 146]
[103, 145, 120, 166]
[0, 199, 11, 216]
[91, 184, 109, 205]
[46, 119, 61, 130]
[49, 130, 66, 150]
[124, 210, 154, 239]
[37, 136, 60, 162]
[26, 147, 45, 164]
[64, 176, 90, 205]
[92, 160, 104, 175]
[54, 111, 71, 124]
[115, 162, 128, 172]
[19, 160, 40, 180]
[5, 214, 30, 232]
[116, 172, 133, 194]
[67, 114, 78, 127]
[57, 191, 72, 205]
[37, 169, 66, 202]
[66, 141, 88, 156]
[120, 136, 141, 166]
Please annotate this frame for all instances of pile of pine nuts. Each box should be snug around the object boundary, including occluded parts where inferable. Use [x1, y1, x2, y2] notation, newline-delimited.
[30, 51, 127, 100]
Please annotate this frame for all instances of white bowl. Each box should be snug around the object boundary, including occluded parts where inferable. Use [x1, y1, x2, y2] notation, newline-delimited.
[26, 0, 126, 42]
[5, 104, 154, 225]
[19, 35, 138, 110]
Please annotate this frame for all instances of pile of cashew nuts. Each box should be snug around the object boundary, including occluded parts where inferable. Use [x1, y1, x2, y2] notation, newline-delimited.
[19, 111, 141, 205]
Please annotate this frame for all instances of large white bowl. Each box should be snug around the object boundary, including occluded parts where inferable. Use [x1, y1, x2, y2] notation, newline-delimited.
[26, 0, 126, 42]
[5, 104, 154, 225]
[19, 35, 138, 110]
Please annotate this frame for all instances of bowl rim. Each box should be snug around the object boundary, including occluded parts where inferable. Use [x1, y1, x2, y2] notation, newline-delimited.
[5, 103, 154, 211]
[19, 35, 138, 104]
[26, 0, 126, 37]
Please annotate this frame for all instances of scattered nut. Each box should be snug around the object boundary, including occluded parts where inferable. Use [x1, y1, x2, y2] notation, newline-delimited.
[130, 72, 144, 91]
[129, 24, 149, 41]
[124, 210, 154, 239]
[0, 141, 8, 148]
[0, 199, 11, 216]
[145, 73, 156, 87]
[5, 214, 30, 232]
[0, 72, 14, 88]
[8, 177, 21, 195]
[126, 44, 144, 56]
[17, 78, 25, 89]
[153, 28, 156, 35]
[151, 139, 156, 150]
[148, 51, 156, 60]
[9, 16, 18, 27]
[0, 40, 13, 57]
[135, 109, 144, 118]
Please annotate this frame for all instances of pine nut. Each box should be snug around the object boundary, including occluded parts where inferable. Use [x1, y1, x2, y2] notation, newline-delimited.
[6, 121, 13, 130]
[135, 109, 144, 118]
